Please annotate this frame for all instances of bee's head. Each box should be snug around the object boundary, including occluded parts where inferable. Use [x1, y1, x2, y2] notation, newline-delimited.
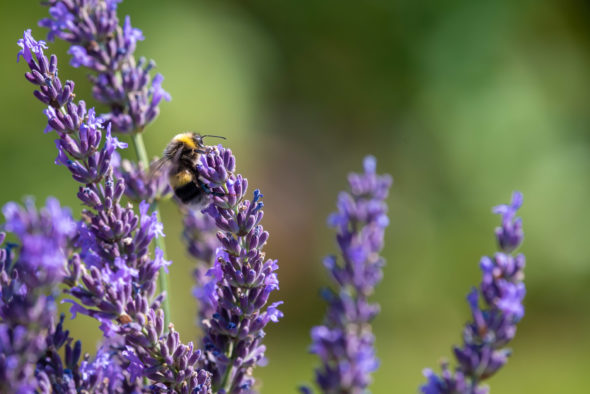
[166, 132, 226, 160]
[191, 133, 205, 149]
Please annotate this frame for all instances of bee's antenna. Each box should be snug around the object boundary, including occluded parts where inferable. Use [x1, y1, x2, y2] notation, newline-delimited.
[201, 134, 226, 140]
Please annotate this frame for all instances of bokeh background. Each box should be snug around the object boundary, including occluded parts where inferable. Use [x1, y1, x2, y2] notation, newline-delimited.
[1, 0, 590, 392]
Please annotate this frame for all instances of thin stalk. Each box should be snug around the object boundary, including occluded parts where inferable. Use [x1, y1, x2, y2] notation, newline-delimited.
[218, 341, 235, 392]
[131, 132, 171, 329]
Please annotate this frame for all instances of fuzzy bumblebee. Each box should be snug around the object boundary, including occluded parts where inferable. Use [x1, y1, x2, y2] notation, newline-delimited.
[153, 132, 225, 206]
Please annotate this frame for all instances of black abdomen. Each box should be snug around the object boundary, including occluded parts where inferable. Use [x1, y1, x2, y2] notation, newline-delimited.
[174, 181, 206, 205]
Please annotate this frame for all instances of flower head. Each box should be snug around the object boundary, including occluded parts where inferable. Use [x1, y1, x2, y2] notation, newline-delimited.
[493, 191, 524, 253]
[196, 145, 282, 392]
[39, 0, 169, 133]
[420, 192, 526, 393]
[309, 156, 392, 393]
[17, 29, 47, 65]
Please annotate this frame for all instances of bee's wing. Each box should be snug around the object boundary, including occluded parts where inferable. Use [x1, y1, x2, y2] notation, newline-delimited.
[149, 156, 169, 176]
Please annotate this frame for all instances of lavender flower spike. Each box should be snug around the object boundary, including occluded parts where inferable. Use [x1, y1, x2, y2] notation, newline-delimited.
[196, 145, 283, 392]
[420, 192, 526, 394]
[39, 0, 171, 134]
[0, 198, 76, 393]
[305, 156, 392, 394]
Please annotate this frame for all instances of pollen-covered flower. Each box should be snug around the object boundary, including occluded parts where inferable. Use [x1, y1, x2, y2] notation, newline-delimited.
[305, 156, 392, 394]
[420, 192, 526, 394]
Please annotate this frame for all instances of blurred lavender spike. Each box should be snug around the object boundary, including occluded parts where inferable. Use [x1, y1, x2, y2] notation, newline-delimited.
[0, 198, 75, 392]
[183, 209, 220, 330]
[306, 156, 392, 394]
[196, 144, 283, 393]
[17, 30, 211, 393]
[39, 0, 170, 134]
[420, 192, 526, 394]
[112, 152, 172, 204]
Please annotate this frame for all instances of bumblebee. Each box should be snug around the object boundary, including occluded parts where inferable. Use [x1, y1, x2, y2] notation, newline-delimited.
[153, 132, 225, 206]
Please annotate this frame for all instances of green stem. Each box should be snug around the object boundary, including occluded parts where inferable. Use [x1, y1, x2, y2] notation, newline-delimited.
[131, 131, 149, 167]
[131, 132, 171, 329]
[218, 342, 235, 392]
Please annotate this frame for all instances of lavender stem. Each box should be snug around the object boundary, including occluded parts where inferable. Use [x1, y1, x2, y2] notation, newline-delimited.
[131, 131, 171, 329]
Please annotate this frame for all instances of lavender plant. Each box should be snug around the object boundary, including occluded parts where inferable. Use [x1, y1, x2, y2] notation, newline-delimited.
[191, 145, 284, 392]
[420, 192, 526, 394]
[17, 30, 210, 392]
[303, 156, 392, 394]
[39, 0, 173, 325]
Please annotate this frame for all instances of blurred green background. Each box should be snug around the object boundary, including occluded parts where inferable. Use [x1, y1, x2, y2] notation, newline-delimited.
[1, 0, 590, 392]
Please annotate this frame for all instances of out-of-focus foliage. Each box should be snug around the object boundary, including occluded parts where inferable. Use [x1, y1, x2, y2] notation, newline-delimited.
[1, 0, 589, 392]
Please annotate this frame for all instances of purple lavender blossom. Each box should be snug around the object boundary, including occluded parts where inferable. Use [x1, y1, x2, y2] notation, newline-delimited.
[39, 0, 171, 134]
[18, 31, 211, 393]
[0, 198, 75, 393]
[305, 156, 392, 394]
[194, 145, 283, 392]
[420, 192, 526, 394]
